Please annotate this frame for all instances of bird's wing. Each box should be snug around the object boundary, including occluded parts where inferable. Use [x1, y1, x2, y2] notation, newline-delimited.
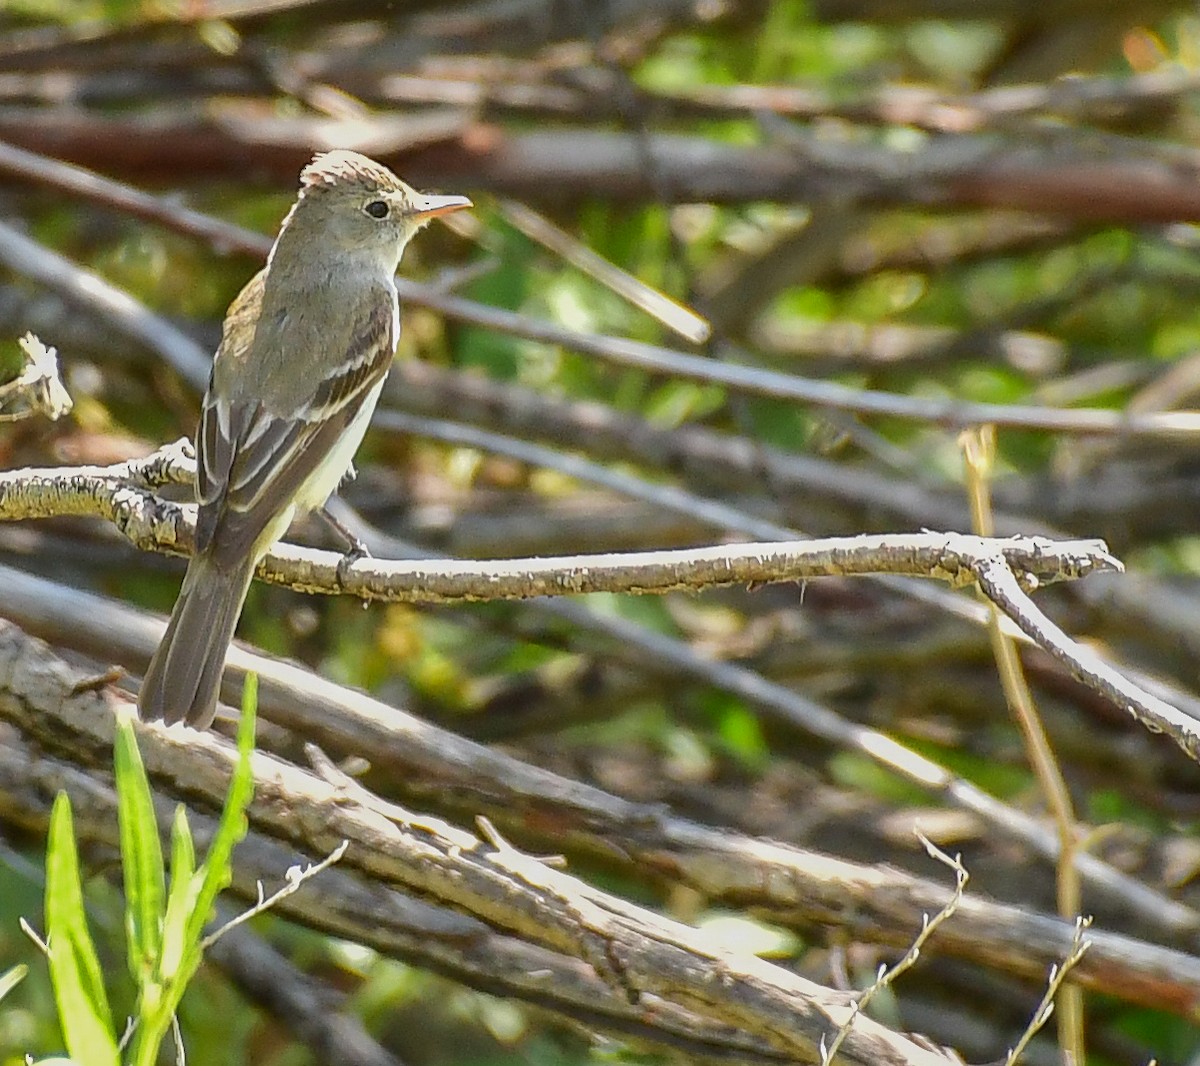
[194, 281, 396, 566]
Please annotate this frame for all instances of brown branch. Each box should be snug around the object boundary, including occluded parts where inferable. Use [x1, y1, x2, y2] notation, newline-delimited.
[4, 561, 1200, 972]
[3, 146, 1197, 443]
[0, 725, 792, 1066]
[7, 109, 1200, 223]
[0, 628, 956, 1066]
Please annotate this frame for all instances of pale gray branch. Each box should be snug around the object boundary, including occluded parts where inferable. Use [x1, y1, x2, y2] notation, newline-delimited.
[4, 560, 1199, 962]
[0, 624, 958, 1066]
[0, 446, 1120, 604]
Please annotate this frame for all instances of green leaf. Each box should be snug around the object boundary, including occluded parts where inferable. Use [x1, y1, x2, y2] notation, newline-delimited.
[186, 674, 256, 946]
[714, 700, 769, 772]
[45, 794, 119, 1066]
[130, 685, 257, 1064]
[168, 804, 196, 899]
[0, 963, 27, 1003]
[159, 805, 201, 985]
[114, 712, 165, 985]
[164, 675, 258, 1019]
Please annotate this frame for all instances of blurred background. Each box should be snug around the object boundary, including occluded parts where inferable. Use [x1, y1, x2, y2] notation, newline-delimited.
[3, 1, 1200, 1063]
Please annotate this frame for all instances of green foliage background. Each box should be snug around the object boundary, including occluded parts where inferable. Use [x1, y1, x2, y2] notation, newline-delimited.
[3, 0, 1200, 1063]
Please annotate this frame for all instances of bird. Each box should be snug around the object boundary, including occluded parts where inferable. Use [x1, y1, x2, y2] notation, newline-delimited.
[137, 149, 471, 729]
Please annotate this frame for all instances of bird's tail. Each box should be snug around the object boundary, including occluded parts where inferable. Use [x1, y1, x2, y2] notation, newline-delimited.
[137, 554, 256, 730]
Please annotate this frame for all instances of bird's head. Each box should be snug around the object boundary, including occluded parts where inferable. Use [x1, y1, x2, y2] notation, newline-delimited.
[279, 149, 472, 273]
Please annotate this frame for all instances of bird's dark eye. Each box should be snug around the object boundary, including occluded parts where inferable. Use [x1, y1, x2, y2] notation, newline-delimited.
[364, 200, 389, 219]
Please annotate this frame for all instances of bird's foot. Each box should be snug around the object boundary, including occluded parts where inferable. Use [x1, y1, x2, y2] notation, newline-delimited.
[315, 504, 372, 586]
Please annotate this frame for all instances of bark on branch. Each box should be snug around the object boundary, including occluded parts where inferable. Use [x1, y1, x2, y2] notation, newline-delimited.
[3, 442, 1198, 756]
[0, 445, 1120, 599]
[0, 621, 957, 1066]
[3, 566, 1199, 1019]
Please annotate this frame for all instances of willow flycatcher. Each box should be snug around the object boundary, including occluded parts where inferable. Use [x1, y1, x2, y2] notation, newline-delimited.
[138, 149, 471, 729]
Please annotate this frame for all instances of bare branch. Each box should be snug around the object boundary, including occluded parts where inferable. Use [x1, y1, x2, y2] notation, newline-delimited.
[0, 647, 959, 1066]
[0, 446, 1122, 601]
[5, 567, 1200, 976]
[1004, 917, 1094, 1066]
[0, 333, 72, 423]
[822, 837, 969, 1066]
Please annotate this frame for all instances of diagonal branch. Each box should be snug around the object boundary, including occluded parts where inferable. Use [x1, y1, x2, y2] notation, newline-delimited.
[0, 626, 958, 1066]
[5, 561, 1200, 963]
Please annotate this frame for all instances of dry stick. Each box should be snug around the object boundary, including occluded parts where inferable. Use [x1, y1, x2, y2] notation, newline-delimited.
[5, 463, 1200, 928]
[0, 194, 1174, 693]
[0, 457, 1119, 597]
[972, 554, 1200, 756]
[0, 440, 1119, 633]
[7, 145, 1200, 921]
[2, 141, 1200, 439]
[962, 426, 1085, 1066]
[1005, 919, 1094, 1066]
[821, 836, 969, 1066]
[201, 842, 350, 950]
[374, 406, 1146, 678]
[6, 559, 1200, 999]
[497, 198, 711, 343]
[0, 645, 957, 1066]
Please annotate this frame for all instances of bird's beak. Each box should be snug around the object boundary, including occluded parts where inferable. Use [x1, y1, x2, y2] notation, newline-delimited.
[407, 193, 473, 221]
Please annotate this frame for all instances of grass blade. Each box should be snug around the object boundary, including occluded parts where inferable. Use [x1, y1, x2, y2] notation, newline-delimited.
[45, 794, 119, 1066]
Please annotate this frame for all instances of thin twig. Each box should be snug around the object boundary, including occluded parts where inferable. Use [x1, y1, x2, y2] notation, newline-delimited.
[498, 198, 710, 343]
[821, 834, 969, 1065]
[962, 426, 1084, 1065]
[1004, 917, 1093, 1066]
[200, 840, 350, 950]
[0, 332, 72, 423]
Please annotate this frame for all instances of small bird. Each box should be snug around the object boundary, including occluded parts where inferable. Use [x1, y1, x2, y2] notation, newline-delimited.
[138, 150, 471, 729]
